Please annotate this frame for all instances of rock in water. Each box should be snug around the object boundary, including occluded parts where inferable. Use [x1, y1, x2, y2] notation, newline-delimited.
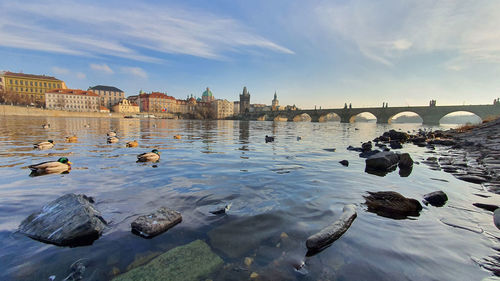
[18, 194, 106, 246]
[456, 175, 488, 184]
[131, 207, 182, 238]
[364, 191, 422, 219]
[339, 160, 349, 167]
[112, 240, 223, 281]
[365, 151, 400, 171]
[210, 203, 232, 215]
[398, 153, 414, 169]
[494, 209, 500, 230]
[472, 203, 499, 212]
[423, 191, 448, 207]
[306, 204, 357, 254]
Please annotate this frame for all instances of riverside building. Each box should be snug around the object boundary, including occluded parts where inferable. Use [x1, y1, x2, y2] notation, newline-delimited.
[112, 99, 140, 113]
[88, 85, 125, 109]
[45, 89, 99, 112]
[0, 71, 66, 104]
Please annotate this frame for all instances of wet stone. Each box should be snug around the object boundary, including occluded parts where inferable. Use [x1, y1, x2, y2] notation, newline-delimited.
[423, 191, 448, 207]
[112, 240, 223, 281]
[456, 175, 488, 184]
[18, 193, 106, 247]
[131, 207, 182, 238]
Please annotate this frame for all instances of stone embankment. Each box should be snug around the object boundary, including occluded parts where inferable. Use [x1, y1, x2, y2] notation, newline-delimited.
[0, 104, 178, 119]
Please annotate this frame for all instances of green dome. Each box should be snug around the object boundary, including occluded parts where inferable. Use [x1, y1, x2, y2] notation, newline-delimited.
[202, 87, 213, 97]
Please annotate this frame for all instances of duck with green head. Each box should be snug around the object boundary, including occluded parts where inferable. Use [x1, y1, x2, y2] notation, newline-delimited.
[137, 149, 160, 162]
[29, 157, 72, 175]
[34, 140, 54, 150]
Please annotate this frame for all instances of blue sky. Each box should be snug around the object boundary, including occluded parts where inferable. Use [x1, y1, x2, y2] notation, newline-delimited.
[1, 0, 500, 108]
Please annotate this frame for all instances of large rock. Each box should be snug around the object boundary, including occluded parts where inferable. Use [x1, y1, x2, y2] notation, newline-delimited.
[365, 151, 400, 172]
[364, 191, 422, 219]
[112, 240, 223, 281]
[18, 193, 106, 246]
[306, 205, 357, 254]
[382, 130, 409, 142]
[398, 153, 414, 169]
[423, 191, 448, 207]
[131, 207, 182, 238]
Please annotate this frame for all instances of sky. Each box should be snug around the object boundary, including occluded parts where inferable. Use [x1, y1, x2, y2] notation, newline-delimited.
[1, 0, 500, 109]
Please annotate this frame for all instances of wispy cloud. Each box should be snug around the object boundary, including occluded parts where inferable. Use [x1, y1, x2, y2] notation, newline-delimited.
[76, 72, 86, 79]
[315, 0, 500, 69]
[90, 63, 113, 74]
[51, 66, 69, 75]
[121, 67, 147, 79]
[0, 0, 293, 63]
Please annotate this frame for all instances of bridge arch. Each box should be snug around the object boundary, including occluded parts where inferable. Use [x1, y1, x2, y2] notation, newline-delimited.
[389, 111, 423, 124]
[318, 113, 340, 122]
[349, 112, 377, 123]
[293, 113, 312, 122]
[257, 114, 267, 121]
[439, 111, 482, 125]
[273, 115, 289, 122]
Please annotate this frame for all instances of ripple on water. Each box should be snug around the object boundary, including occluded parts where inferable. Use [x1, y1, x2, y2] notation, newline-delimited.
[0, 117, 497, 280]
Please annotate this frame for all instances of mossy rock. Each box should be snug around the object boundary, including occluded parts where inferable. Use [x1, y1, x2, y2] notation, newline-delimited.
[112, 240, 223, 281]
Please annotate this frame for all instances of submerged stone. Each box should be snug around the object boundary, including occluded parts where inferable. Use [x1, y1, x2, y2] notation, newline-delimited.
[18, 193, 106, 246]
[131, 207, 182, 238]
[306, 204, 357, 255]
[112, 240, 223, 281]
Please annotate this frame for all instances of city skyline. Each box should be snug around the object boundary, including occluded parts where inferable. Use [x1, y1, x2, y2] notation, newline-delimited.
[1, 0, 500, 108]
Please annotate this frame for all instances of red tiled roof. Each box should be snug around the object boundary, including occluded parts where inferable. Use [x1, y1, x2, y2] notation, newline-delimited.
[46, 88, 99, 97]
[100, 106, 110, 111]
[2, 71, 61, 81]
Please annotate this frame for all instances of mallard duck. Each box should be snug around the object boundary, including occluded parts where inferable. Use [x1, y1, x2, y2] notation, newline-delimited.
[137, 149, 160, 162]
[42, 124, 50, 129]
[173, 135, 182, 139]
[265, 135, 275, 143]
[364, 191, 422, 219]
[29, 157, 72, 175]
[107, 136, 119, 143]
[34, 140, 54, 150]
[107, 131, 117, 137]
[65, 136, 78, 142]
[126, 140, 138, 147]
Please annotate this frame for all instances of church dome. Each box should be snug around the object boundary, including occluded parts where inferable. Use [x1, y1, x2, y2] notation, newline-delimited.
[202, 87, 213, 97]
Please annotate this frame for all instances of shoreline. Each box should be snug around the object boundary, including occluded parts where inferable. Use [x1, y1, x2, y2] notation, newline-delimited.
[0, 104, 178, 119]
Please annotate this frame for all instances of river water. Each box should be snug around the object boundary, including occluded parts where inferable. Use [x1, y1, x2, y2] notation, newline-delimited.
[0, 116, 498, 280]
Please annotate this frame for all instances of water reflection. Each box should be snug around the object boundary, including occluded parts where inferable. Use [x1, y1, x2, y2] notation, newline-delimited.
[0, 116, 498, 280]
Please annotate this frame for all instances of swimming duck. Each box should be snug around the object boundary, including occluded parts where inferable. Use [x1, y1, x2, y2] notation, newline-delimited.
[173, 135, 182, 139]
[137, 149, 160, 162]
[34, 140, 54, 150]
[265, 135, 275, 143]
[107, 131, 117, 137]
[364, 191, 422, 219]
[42, 124, 50, 129]
[29, 157, 72, 175]
[65, 136, 78, 142]
[126, 140, 138, 147]
[107, 136, 119, 143]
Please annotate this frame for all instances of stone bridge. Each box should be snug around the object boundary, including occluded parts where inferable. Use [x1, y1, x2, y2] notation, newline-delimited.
[243, 104, 500, 125]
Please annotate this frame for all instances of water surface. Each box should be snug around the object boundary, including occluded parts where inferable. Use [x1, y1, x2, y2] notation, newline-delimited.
[0, 116, 498, 280]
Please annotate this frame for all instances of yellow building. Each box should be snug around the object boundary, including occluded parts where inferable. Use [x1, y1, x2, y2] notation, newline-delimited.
[0, 71, 67, 103]
[112, 98, 140, 113]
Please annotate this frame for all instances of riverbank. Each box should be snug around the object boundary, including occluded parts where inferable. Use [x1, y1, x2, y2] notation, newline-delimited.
[446, 117, 500, 194]
[0, 104, 178, 119]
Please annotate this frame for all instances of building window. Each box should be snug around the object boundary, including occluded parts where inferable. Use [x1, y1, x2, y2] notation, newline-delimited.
[44, 82, 47, 87]
[35, 82, 38, 86]
[15, 80, 18, 85]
